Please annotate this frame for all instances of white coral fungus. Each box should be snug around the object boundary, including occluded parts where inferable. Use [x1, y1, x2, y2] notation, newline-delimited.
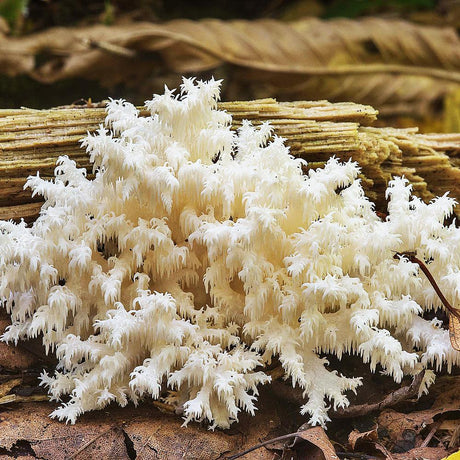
[1, 78, 460, 429]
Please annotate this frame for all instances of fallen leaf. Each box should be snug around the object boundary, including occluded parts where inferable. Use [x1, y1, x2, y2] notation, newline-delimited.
[374, 442, 395, 459]
[444, 420, 460, 449]
[378, 381, 460, 441]
[439, 419, 460, 432]
[376, 382, 460, 456]
[348, 426, 378, 450]
[0, 388, 286, 460]
[297, 427, 339, 460]
[334, 371, 425, 419]
[378, 408, 430, 450]
[0, 404, 129, 459]
[429, 381, 460, 413]
[0, 18, 458, 118]
[392, 446, 451, 459]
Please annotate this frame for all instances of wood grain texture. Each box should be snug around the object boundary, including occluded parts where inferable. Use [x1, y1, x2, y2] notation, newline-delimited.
[1, 99, 459, 222]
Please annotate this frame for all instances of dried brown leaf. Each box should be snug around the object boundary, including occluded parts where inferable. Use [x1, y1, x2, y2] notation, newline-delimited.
[446, 422, 460, 449]
[449, 313, 460, 351]
[427, 380, 460, 414]
[391, 446, 451, 459]
[297, 427, 339, 460]
[377, 382, 460, 456]
[348, 427, 378, 450]
[378, 409, 433, 442]
[0, 18, 459, 116]
[334, 371, 425, 419]
[0, 403, 129, 459]
[378, 408, 432, 450]
[0, 390, 284, 460]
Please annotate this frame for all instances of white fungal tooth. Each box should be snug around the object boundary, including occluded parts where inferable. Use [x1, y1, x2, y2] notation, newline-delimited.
[1, 77, 458, 429]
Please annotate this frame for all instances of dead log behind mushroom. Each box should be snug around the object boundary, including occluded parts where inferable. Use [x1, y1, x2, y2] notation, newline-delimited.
[0, 98, 459, 222]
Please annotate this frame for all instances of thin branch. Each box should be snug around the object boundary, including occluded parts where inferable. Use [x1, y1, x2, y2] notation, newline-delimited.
[0, 394, 49, 404]
[336, 452, 379, 459]
[394, 252, 460, 321]
[136, 433, 154, 460]
[332, 371, 425, 418]
[227, 431, 303, 459]
[420, 420, 443, 448]
[68, 426, 117, 459]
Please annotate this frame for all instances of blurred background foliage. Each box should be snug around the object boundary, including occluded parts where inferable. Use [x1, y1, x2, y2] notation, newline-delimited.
[0, 0, 450, 27]
[0, 0, 459, 132]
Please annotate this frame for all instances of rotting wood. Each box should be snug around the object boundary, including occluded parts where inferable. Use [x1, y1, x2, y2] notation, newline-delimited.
[0, 99, 459, 222]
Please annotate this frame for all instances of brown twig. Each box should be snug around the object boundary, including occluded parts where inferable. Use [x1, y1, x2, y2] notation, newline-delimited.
[448, 421, 460, 449]
[68, 426, 117, 459]
[374, 442, 395, 460]
[420, 419, 443, 448]
[227, 431, 304, 459]
[336, 453, 379, 459]
[0, 394, 49, 404]
[136, 433, 154, 460]
[394, 252, 460, 322]
[333, 371, 425, 418]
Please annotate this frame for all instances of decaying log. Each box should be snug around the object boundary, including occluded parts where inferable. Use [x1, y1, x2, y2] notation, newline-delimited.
[1, 99, 459, 222]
